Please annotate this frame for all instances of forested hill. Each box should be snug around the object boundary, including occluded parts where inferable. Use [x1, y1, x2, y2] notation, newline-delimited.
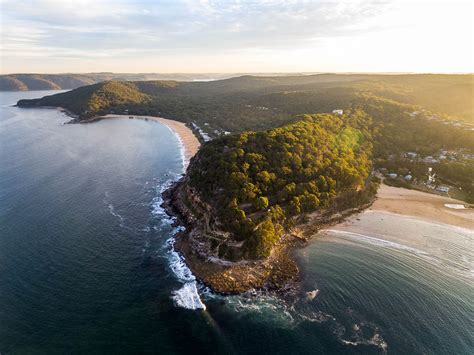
[0, 72, 326, 91]
[14, 74, 474, 260]
[16, 74, 474, 126]
[185, 110, 376, 259]
[0, 72, 245, 91]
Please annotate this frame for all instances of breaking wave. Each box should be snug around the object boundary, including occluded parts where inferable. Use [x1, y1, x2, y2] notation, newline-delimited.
[150, 171, 205, 310]
[172, 282, 206, 310]
[324, 229, 429, 256]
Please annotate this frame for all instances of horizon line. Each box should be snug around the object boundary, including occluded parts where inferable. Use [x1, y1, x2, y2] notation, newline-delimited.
[2, 71, 473, 76]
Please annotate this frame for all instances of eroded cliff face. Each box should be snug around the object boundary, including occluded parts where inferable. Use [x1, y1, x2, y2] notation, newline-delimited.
[162, 180, 300, 294]
[162, 170, 378, 294]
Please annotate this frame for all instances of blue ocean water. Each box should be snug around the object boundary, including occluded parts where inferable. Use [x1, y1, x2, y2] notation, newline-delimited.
[1, 91, 472, 354]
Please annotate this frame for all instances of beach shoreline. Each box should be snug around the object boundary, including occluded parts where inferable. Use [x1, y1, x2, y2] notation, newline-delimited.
[96, 114, 201, 166]
[369, 184, 473, 229]
[322, 184, 473, 270]
[15, 107, 202, 164]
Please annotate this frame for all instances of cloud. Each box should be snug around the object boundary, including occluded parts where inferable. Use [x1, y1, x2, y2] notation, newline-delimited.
[1, 1, 388, 55]
[0, 0, 472, 73]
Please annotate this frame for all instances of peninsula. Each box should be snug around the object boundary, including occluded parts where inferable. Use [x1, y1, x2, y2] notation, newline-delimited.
[16, 74, 474, 293]
[163, 110, 378, 293]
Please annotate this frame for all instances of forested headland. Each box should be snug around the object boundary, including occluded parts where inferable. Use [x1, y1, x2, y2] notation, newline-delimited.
[17, 73, 473, 202]
[16, 73, 474, 291]
[186, 110, 375, 259]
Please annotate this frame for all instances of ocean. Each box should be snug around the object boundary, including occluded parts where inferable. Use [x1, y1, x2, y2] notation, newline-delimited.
[1, 91, 472, 354]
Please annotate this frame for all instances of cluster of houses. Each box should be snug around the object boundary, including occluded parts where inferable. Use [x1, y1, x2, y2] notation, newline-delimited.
[191, 122, 231, 143]
[408, 110, 474, 131]
[382, 168, 452, 195]
[244, 104, 271, 110]
[380, 148, 464, 195]
[384, 171, 413, 182]
[191, 122, 211, 142]
[403, 148, 470, 163]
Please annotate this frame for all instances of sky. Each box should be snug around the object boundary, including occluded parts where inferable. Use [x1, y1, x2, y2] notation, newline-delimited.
[0, 0, 472, 74]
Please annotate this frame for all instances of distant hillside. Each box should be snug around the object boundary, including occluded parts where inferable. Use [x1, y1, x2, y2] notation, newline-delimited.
[0, 72, 320, 91]
[17, 73, 474, 125]
[17, 81, 152, 116]
[0, 73, 221, 91]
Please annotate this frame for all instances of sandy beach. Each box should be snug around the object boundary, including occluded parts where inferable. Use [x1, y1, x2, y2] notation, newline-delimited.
[99, 114, 201, 164]
[322, 184, 473, 271]
[370, 184, 473, 229]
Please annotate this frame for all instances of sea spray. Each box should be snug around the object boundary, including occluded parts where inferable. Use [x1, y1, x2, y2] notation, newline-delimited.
[172, 282, 206, 310]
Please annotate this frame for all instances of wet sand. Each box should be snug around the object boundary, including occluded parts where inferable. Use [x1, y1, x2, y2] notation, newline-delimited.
[100, 114, 201, 164]
[323, 185, 473, 270]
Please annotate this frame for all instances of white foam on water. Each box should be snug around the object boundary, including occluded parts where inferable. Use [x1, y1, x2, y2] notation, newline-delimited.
[341, 330, 388, 353]
[164, 229, 206, 310]
[150, 177, 176, 219]
[103, 191, 134, 231]
[104, 191, 124, 225]
[107, 202, 125, 225]
[166, 235, 206, 310]
[166, 236, 195, 282]
[172, 282, 207, 310]
[149, 169, 205, 310]
[324, 229, 429, 257]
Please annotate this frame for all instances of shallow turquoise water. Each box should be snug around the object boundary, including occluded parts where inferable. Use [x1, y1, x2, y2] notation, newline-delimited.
[1, 91, 472, 354]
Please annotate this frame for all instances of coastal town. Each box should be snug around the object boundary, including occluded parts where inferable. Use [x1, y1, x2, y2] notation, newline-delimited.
[376, 147, 473, 202]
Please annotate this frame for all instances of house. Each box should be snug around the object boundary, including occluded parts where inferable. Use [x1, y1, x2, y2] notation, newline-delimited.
[406, 152, 418, 159]
[423, 156, 439, 164]
[436, 185, 450, 193]
[388, 173, 398, 179]
[332, 109, 343, 115]
[191, 122, 211, 142]
[405, 175, 413, 181]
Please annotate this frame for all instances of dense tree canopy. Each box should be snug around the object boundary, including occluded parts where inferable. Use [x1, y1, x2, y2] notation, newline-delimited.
[17, 74, 474, 256]
[188, 110, 373, 258]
